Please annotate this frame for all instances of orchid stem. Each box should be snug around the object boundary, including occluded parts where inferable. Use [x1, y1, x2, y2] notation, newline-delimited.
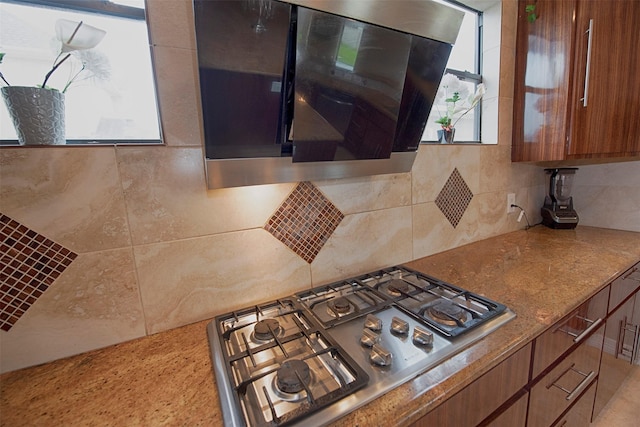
[41, 53, 71, 88]
[0, 72, 9, 86]
[40, 21, 83, 89]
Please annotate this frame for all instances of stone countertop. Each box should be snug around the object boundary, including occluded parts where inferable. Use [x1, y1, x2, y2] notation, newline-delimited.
[1, 226, 639, 426]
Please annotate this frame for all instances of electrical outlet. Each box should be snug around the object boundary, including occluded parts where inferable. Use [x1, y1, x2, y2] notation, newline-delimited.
[507, 193, 516, 213]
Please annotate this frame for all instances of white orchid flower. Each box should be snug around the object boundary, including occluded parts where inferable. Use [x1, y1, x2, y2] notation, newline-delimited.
[467, 83, 486, 107]
[55, 19, 106, 53]
[40, 20, 107, 90]
[435, 74, 486, 131]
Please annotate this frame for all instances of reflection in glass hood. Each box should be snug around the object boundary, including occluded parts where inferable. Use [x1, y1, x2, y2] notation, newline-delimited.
[193, 0, 463, 189]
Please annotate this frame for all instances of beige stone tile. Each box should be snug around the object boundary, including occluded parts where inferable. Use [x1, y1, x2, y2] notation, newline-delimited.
[0, 147, 131, 253]
[497, 95, 514, 147]
[310, 206, 413, 284]
[0, 248, 145, 373]
[134, 229, 311, 334]
[500, 0, 518, 50]
[145, 0, 196, 49]
[479, 145, 512, 193]
[574, 160, 640, 185]
[315, 172, 411, 215]
[412, 145, 481, 205]
[153, 45, 203, 146]
[574, 184, 640, 232]
[117, 146, 294, 244]
[412, 191, 523, 260]
[479, 145, 544, 194]
[412, 202, 459, 259]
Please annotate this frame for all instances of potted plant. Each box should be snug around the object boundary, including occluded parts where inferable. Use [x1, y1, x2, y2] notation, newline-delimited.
[0, 19, 107, 145]
[434, 73, 486, 144]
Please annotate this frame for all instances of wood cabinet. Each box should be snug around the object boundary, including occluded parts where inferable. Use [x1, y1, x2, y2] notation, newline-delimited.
[408, 261, 639, 427]
[526, 285, 607, 427]
[592, 261, 640, 419]
[410, 343, 531, 427]
[550, 379, 597, 427]
[512, 0, 640, 162]
[530, 287, 609, 379]
[527, 324, 603, 427]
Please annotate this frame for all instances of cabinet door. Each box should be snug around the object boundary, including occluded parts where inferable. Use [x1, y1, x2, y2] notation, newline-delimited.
[567, 0, 640, 158]
[512, 0, 576, 162]
[593, 294, 639, 418]
[551, 379, 597, 427]
[527, 324, 602, 427]
[609, 262, 640, 313]
[411, 343, 531, 427]
[531, 286, 608, 380]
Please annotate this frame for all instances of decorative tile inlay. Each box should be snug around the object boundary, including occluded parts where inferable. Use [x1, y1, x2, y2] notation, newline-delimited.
[0, 213, 77, 331]
[435, 168, 474, 228]
[265, 182, 344, 263]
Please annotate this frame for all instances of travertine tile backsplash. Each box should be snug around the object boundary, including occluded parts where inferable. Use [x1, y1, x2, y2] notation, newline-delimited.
[1, 0, 637, 373]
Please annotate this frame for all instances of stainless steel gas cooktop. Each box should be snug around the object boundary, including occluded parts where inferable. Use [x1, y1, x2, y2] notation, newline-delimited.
[207, 265, 516, 426]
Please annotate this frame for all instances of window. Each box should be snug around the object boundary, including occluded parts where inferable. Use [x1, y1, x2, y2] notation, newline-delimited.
[422, 2, 483, 143]
[0, 0, 161, 145]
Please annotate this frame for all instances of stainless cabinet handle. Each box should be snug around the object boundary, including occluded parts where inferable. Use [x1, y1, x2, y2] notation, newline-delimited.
[580, 19, 594, 107]
[622, 267, 640, 282]
[557, 316, 603, 343]
[617, 315, 640, 364]
[547, 362, 596, 401]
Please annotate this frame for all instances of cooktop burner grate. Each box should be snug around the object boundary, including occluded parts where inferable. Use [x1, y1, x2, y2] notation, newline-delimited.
[210, 298, 369, 427]
[207, 266, 514, 427]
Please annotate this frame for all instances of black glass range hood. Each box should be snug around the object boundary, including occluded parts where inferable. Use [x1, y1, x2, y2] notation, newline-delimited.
[193, 0, 463, 188]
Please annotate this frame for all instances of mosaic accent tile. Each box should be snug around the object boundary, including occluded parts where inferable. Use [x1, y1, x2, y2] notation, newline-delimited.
[265, 182, 344, 263]
[435, 168, 474, 228]
[0, 214, 77, 331]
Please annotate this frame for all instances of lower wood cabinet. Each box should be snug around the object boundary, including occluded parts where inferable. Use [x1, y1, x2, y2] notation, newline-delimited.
[409, 260, 639, 427]
[480, 391, 529, 427]
[550, 379, 597, 427]
[527, 324, 603, 427]
[410, 343, 531, 427]
[593, 292, 639, 418]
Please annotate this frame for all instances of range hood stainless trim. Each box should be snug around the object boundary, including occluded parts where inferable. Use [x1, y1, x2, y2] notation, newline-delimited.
[206, 151, 417, 189]
[284, 0, 463, 44]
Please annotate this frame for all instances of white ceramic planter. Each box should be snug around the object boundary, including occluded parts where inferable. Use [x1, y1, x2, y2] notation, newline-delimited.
[1, 86, 66, 145]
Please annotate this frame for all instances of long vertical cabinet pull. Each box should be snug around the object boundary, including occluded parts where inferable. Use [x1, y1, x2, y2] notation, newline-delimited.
[617, 315, 640, 363]
[580, 19, 594, 107]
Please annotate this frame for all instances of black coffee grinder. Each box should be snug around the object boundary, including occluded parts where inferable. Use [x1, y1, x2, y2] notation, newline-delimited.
[541, 168, 579, 229]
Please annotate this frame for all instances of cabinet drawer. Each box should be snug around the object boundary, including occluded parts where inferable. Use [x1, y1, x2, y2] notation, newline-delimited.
[528, 325, 602, 427]
[551, 379, 597, 427]
[480, 391, 528, 427]
[609, 261, 640, 313]
[411, 343, 531, 427]
[531, 286, 608, 379]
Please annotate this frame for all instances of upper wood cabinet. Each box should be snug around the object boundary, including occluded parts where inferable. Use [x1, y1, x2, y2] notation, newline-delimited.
[512, 0, 640, 162]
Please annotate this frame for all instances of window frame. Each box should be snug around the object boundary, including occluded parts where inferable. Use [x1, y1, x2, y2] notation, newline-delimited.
[0, 0, 161, 146]
[422, 1, 484, 144]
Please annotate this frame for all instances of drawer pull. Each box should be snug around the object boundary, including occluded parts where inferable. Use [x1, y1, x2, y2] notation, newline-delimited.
[617, 316, 640, 364]
[622, 267, 639, 281]
[547, 362, 596, 401]
[557, 316, 603, 343]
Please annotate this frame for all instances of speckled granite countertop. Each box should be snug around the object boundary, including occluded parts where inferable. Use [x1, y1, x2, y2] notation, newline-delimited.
[2, 226, 639, 426]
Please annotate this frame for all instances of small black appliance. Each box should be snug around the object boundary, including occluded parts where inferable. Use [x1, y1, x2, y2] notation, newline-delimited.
[541, 168, 579, 229]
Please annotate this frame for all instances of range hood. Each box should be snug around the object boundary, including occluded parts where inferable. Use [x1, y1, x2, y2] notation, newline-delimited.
[194, 0, 463, 189]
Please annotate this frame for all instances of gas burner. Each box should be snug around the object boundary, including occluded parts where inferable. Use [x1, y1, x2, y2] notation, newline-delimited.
[327, 297, 353, 317]
[425, 300, 468, 327]
[380, 279, 412, 297]
[252, 318, 282, 342]
[275, 359, 312, 397]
